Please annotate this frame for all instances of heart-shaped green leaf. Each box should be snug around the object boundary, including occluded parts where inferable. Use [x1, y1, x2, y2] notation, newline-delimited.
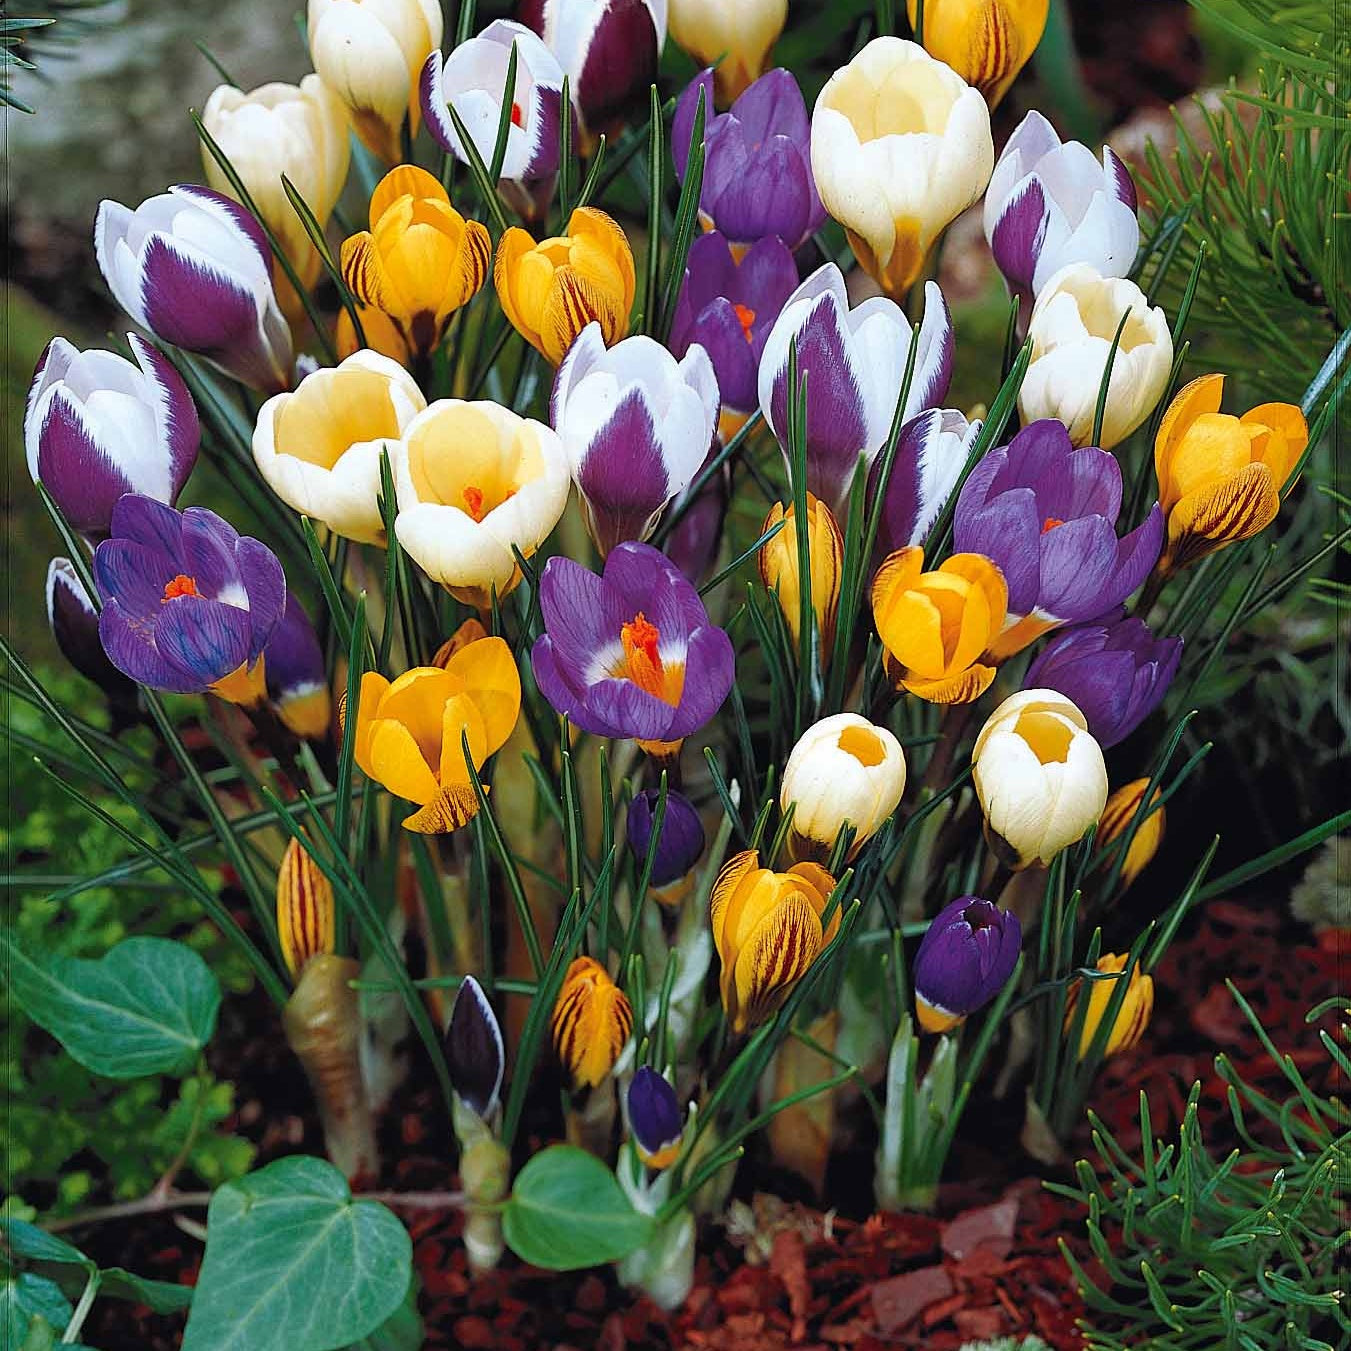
[180, 1156, 412, 1351]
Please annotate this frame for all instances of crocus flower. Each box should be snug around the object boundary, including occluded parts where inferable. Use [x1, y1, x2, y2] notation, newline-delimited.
[781, 713, 906, 863]
[673, 68, 824, 252]
[1098, 779, 1165, 889]
[95, 185, 293, 393]
[308, 0, 443, 162]
[1024, 612, 1181, 748]
[353, 638, 522, 833]
[445, 975, 505, 1119]
[669, 232, 798, 440]
[627, 788, 706, 887]
[1154, 373, 1309, 576]
[277, 836, 336, 981]
[253, 349, 427, 545]
[668, 0, 785, 104]
[627, 1066, 683, 1168]
[264, 594, 332, 741]
[972, 689, 1108, 869]
[811, 39, 993, 297]
[909, 0, 1049, 106]
[983, 111, 1138, 303]
[871, 548, 1007, 704]
[421, 20, 569, 222]
[551, 956, 634, 1089]
[710, 849, 838, 1033]
[1065, 952, 1153, 1059]
[495, 206, 636, 364]
[46, 558, 136, 702]
[341, 166, 492, 362]
[531, 542, 735, 753]
[758, 263, 953, 517]
[913, 896, 1022, 1033]
[953, 419, 1164, 658]
[335, 302, 412, 368]
[26, 334, 199, 538]
[758, 495, 843, 663]
[93, 495, 286, 706]
[552, 323, 719, 554]
[1021, 262, 1172, 448]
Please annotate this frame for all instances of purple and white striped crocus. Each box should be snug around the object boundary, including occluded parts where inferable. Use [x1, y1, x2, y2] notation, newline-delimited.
[94, 495, 286, 707]
[25, 335, 199, 538]
[552, 322, 720, 555]
[531, 541, 734, 752]
[264, 594, 332, 741]
[984, 111, 1139, 304]
[46, 558, 137, 704]
[94, 185, 293, 394]
[757, 263, 953, 518]
[669, 231, 797, 441]
[953, 419, 1164, 659]
[1024, 610, 1181, 749]
[913, 896, 1021, 1034]
[673, 67, 824, 252]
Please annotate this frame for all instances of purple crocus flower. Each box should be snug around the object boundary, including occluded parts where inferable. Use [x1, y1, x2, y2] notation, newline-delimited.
[444, 975, 505, 1120]
[627, 1066, 683, 1168]
[913, 896, 1021, 1034]
[531, 541, 734, 749]
[673, 68, 825, 251]
[264, 594, 332, 741]
[94, 495, 285, 706]
[94, 185, 293, 394]
[669, 231, 798, 438]
[46, 557, 137, 703]
[1024, 612, 1182, 749]
[953, 419, 1164, 658]
[627, 788, 706, 886]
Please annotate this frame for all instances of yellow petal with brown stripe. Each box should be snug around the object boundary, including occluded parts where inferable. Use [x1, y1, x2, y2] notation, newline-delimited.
[277, 836, 336, 980]
[728, 890, 825, 1033]
[550, 957, 634, 1090]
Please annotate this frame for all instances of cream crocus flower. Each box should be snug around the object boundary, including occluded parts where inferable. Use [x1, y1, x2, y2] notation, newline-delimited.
[393, 399, 570, 609]
[252, 350, 426, 545]
[668, 0, 787, 104]
[810, 38, 993, 298]
[1020, 263, 1172, 449]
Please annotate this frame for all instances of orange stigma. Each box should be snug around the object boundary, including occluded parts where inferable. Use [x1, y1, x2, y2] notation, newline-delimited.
[619, 612, 682, 707]
[462, 486, 487, 521]
[1041, 517, 1065, 534]
[733, 303, 756, 342]
[510, 101, 524, 128]
[162, 574, 199, 602]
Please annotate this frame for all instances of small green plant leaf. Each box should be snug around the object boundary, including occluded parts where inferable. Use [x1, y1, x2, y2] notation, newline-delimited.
[0, 1274, 72, 1347]
[180, 1156, 412, 1351]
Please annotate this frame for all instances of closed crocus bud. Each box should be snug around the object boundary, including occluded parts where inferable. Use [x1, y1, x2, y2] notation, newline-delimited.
[264, 594, 332, 742]
[781, 714, 906, 862]
[552, 323, 719, 555]
[910, 0, 1049, 106]
[710, 849, 839, 1034]
[627, 788, 706, 887]
[94, 185, 293, 393]
[811, 39, 994, 298]
[431, 617, 489, 667]
[1154, 374, 1308, 576]
[253, 350, 427, 545]
[972, 689, 1108, 869]
[307, 0, 442, 162]
[1021, 263, 1172, 448]
[495, 206, 636, 364]
[627, 1066, 683, 1168]
[335, 302, 413, 367]
[46, 558, 136, 701]
[1098, 778, 1164, 890]
[913, 895, 1021, 1033]
[1065, 952, 1153, 1059]
[341, 166, 492, 362]
[983, 111, 1138, 302]
[758, 495, 843, 663]
[758, 264, 953, 518]
[445, 975, 505, 1119]
[551, 956, 634, 1090]
[277, 835, 336, 980]
[25, 335, 199, 538]
[871, 547, 1007, 704]
[668, 0, 785, 104]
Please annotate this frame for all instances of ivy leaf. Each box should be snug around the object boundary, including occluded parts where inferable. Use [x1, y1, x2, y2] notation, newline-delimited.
[0, 935, 220, 1078]
[502, 1145, 654, 1271]
[181, 1156, 412, 1351]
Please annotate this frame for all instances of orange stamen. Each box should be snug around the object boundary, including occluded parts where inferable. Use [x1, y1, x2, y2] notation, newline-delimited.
[620, 612, 681, 706]
[1041, 517, 1064, 534]
[510, 102, 524, 128]
[162, 574, 199, 602]
[733, 303, 756, 342]
[462, 486, 487, 522]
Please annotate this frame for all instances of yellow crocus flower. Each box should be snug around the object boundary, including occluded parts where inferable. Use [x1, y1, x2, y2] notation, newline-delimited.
[908, 0, 1050, 107]
[550, 957, 634, 1090]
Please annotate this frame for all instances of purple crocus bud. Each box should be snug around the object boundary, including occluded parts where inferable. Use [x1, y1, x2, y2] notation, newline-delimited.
[627, 788, 706, 886]
[913, 896, 1021, 1034]
[673, 67, 824, 251]
[46, 557, 136, 702]
[662, 447, 729, 586]
[93, 495, 286, 706]
[551, 322, 720, 555]
[669, 231, 798, 439]
[954, 419, 1164, 659]
[758, 263, 953, 518]
[984, 111, 1139, 302]
[627, 1065, 683, 1168]
[531, 541, 735, 751]
[25, 335, 199, 539]
[444, 975, 505, 1120]
[264, 594, 332, 741]
[94, 185, 293, 394]
[1024, 612, 1181, 749]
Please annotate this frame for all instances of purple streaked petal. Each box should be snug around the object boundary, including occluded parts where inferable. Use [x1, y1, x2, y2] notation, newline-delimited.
[538, 553, 628, 682]
[581, 676, 677, 740]
[98, 602, 206, 694]
[1036, 515, 1120, 621]
[731, 68, 811, 152]
[1107, 504, 1165, 605]
[989, 174, 1048, 297]
[575, 387, 671, 549]
[180, 507, 241, 599]
[531, 634, 587, 722]
[235, 536, 287, 660]
[666, 623, 734, 737]
[673, 69, 716, 182]
[711, 136, 814, 247]
[154, 593, 252, 686]
[603, 541, 707, 644]
[955, 487, 1041, 617]
[108, 493, 184, 558]
[736, 236, 800, 342]
[1103, 146, 1138, 212]
[93, 539, 176, 613]
[138, 233, 263, 358]
[680, 299, 758, 412]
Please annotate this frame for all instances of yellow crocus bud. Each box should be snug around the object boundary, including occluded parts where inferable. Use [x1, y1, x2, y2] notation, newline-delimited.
[758, 495, 843, 665]
[494, 207, 636, 365]
[710, 850, 840, 1034]
[668, 0, 788, 104]
[908, 0, 1050, 107]
[431, 618, 489, 668]
[551, 956, 634, 1090]
[1065, 952, 1154, 1059]
[1098, 779, 1164, 890]
[277, 836, 337, 980]
[1154, 374, 1308, 576]
[871, 547, 1007, 704]
[340, 166, 492, 361]
[780, 713, 907, 863]
[336, 302, 413, 368]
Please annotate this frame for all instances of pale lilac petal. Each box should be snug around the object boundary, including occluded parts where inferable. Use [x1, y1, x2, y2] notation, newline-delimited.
[956, 488, 1041, 617]
[531, 634, 588, 721]
[539, 554, 628, 681]
[581, 676, 675, 740]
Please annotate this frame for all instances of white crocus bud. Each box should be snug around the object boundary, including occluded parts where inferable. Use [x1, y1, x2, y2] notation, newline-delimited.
[972, 689, 1108, 870]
